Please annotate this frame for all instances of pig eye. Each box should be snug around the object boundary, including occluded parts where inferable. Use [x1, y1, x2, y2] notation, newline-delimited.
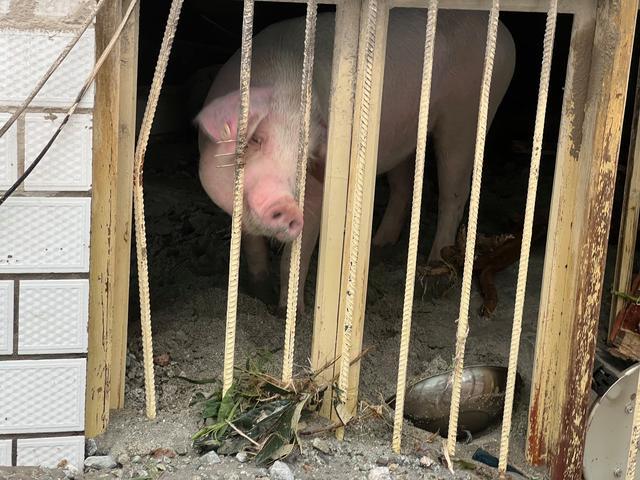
[249, 136, 262, 147]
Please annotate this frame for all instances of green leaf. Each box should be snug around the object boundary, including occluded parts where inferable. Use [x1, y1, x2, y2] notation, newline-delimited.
[254, 394, 309, 466]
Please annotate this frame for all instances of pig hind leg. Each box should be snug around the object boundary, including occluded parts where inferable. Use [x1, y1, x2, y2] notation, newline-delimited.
[372, 159, 413, 248]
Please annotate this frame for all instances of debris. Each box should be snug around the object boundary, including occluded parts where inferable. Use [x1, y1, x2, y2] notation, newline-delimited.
[268, 460, 294, 480]
[471, 448, 527, 477]
[154, 352, 172, 366]
[84, 455, 118, 470]
[199, 450, 222, 465]
[367, 466, 392, 480]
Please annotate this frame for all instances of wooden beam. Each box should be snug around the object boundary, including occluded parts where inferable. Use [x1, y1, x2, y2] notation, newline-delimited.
[255, 0, 584, 13]
[311, 0, 360, 418]
[550, 0, 638, 476]
[526, 3, 596, 465]
[528, 0, 638, 476]
[337, 0, 389, 419]
[110, 0, 139, 411]
[86, 0, 122, 436]
[609, 60, 640, 340]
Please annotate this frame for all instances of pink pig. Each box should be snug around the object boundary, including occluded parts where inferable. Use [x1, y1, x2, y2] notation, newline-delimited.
[197, 8, 516, 312]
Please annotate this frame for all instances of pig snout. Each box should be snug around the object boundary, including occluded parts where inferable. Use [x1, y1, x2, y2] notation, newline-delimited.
[249, 194, 303, 242]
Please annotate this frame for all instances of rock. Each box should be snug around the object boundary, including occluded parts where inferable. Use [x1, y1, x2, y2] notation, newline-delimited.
[132, 468, 149, 478]
[151, 447, 177, 460]
[117, 453, 130, 464]
[60, 462, 80, 479]
[311, 438, 331, 455]
[85, 439, 98, 457]
[175, 442, 189, 456]
[268, 460, 294, 480]
[84, 455, 118, 470]
[224, 474, 240, 480]
[132, 455, 142, 464]
[199, 450, 221, 465]
[235, 451, 248, 463]
[419, 455, 435, 468]
[375, 457, 389, 466]
[368, 466, 392, 480]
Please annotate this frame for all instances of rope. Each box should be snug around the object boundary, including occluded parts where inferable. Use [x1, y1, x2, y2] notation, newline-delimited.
[391, 0, 439, 454]
[337, 0, 378, 412]
[132, 0, 184, 419]
[222, 0, 256, 396]
[497, 0, 556, 475]
[446, 0, 500, 456]
[0, 0, 138, 207]
[282, 0, 318, 384]
[0, 0, 107, 140]
[626, 367, 640, 479]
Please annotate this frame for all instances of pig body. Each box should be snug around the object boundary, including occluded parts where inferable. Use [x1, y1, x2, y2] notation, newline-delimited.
[197, 8, 516, 311]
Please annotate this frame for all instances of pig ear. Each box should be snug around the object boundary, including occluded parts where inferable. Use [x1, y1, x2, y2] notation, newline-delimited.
[195, 86, 273, 142]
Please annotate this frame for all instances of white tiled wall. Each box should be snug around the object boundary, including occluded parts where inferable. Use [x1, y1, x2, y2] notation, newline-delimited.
[19, 279, 88, 354]
[0, 112, 17, 189]
[0, 13, 95, 469]
[17, 436, 84, 468]
[0, 29, 94, 107]
[0, 280, 12, 355]
[0, 197, 91, 273]
[0, 439, 11, 466]
[24, 113, 93, 191]
[0, 359, 86, 434]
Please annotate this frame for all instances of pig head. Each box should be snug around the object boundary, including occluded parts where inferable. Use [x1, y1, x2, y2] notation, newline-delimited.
[197, 86, 326, 244]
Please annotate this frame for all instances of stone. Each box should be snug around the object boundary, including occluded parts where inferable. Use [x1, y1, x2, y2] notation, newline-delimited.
[268, 460, 294, 480]
[131, 455, 142, 464]
[311, 438, 331, 455]
[117, 453, 130, 465]
[235, 451, 249, 463]
[368, 466, 392, 480]
[62, 463, 80, 479]
[85, 438, 98, 457]
[375, 457, 389, 466]
[199, 450, 222, 465]
[419, 455, 435, 468]
[84, 455, 118, 470]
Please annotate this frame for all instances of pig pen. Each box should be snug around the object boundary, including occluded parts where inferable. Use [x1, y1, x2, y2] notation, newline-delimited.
[83, 2, 640, 479]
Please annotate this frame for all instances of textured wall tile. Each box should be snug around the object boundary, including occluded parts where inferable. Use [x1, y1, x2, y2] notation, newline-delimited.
[0, 280, 12, 355]
[0, 112, 18, 189]
[24, 113, 92, 191]
[0, 439, 10, 466]
[34, 0, 84, 18]
[0, 29, 94, 108]
[0, 198, 91, 273]
[0, 359, 86, 433]
[17, 436, 84, 468]
[0, 1, 10, 16]
[19, 279, 88, 354]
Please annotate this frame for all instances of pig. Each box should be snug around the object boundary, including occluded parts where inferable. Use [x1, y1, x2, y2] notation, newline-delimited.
[196, 8, 516, 313]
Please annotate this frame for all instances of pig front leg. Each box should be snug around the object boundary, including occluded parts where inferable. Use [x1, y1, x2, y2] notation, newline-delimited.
[242, 233, 278, 306]
[278, 174, 323, 315]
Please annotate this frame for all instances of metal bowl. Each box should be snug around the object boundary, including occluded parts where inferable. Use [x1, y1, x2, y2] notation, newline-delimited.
[389, 365, 513, 436]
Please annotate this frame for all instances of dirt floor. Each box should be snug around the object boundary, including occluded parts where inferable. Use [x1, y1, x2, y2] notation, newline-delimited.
[2, 132, 624, 480]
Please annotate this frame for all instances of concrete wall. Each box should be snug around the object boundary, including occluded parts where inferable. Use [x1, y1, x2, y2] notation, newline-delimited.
[0, 0, 96, 469]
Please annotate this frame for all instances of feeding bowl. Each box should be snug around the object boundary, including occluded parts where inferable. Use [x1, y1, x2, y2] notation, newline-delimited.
[389, 365, 513, 436]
